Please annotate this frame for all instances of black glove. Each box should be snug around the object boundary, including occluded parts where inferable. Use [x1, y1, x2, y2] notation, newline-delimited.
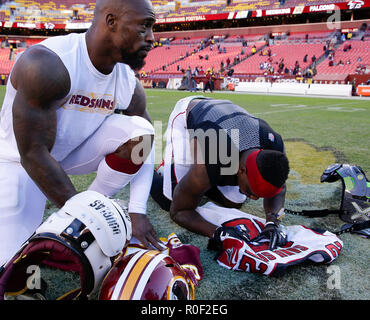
[208, 225, 250, 251]
[251, 222, 287, 251]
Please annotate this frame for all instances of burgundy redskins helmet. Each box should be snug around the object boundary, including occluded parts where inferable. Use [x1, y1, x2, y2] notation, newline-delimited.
[99, 249, 195, 300]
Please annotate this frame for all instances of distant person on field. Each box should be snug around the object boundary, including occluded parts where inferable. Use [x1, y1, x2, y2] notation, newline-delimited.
[203, 70, 214, 93]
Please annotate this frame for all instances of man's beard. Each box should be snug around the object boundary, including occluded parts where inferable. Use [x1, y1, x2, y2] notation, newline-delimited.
[121, 50, 146, 71]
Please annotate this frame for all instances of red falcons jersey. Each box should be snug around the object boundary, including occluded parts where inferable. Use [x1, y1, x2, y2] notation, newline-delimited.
[197, 202, 343, 276]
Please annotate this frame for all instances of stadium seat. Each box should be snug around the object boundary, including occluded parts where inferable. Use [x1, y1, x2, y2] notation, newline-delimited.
[315, 40, 370, 76]
[233, 42, 324, 75]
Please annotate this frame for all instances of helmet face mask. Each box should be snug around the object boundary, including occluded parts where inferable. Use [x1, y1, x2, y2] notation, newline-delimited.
[321, 164, 370, 224]
[320, 163, 343, 183]
[0, 191, 132, 300]
[99, 249, 195, 300]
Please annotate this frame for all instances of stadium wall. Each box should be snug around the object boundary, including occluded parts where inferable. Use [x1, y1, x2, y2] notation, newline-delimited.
[153, 19, 370, 40]
[234, 81, 353, 97]
[143, 77, 354, 97]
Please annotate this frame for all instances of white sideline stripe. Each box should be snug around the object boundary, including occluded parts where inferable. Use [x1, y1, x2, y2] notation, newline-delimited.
[254, 105, 325, 115]
[111, 250, 147, 300]
[253, 103, 361, 115]
[132, 253, 168, 300]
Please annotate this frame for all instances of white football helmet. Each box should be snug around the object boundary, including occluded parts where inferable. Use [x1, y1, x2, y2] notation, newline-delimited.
[0, 191, 131, 300]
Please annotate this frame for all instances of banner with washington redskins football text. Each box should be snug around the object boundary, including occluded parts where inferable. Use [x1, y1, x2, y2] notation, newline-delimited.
[0, 1, 369, 29]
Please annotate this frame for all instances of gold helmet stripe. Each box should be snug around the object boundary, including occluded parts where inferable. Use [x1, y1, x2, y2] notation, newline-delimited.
[119, 250, 162, 300]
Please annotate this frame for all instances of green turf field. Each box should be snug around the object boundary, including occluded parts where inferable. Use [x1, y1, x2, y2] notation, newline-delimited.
[1, 87, 369, 300]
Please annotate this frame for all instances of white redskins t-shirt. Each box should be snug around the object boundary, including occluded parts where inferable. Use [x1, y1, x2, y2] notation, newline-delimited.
[0, 32, 137, 162]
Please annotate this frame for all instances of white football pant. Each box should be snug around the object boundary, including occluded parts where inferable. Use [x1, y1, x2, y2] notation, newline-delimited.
[0, 114, 153, 266]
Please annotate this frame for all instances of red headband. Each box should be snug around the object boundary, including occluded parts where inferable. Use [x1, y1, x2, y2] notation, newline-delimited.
[246, 150, 283, 198]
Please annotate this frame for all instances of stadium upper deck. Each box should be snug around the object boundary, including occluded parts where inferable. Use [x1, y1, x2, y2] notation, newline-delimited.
[0, 0, 368, 83]
[138, 29, 369, 80]
[0, 0, 369, 27]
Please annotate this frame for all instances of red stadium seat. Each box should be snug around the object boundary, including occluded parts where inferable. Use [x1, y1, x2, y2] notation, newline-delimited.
[233, 42, 324, 75]
[315, 40, 370, 76]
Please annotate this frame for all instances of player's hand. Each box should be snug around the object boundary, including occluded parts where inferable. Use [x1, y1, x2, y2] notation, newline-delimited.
[129, 213, 164, 251]
[251, 222, 287, 250]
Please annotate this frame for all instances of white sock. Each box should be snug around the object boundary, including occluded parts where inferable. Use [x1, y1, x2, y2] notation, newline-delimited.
[88, 158, 136, 197]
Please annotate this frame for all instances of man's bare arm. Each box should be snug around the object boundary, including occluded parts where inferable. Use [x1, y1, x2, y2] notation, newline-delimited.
[12, 45, 76, 208]
[263, 146, 288, 224]
[170, 163, 217, 238]
[263, 184, 286, 223]
[123, 78, 151, 123]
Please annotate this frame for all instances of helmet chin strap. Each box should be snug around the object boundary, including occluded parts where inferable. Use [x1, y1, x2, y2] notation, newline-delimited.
[0, 235, 94, 300]
[283, 208, 370, 236]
